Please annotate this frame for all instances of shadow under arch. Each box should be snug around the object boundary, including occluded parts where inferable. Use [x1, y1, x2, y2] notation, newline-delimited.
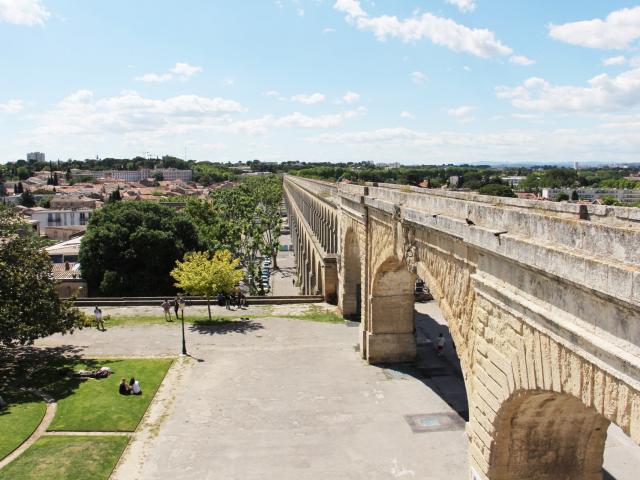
[340, 227, 362, 321]
[489, 390, 610, 480]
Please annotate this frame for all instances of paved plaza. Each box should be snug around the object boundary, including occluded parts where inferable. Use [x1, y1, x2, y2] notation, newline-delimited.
[33, 303, 640, 479]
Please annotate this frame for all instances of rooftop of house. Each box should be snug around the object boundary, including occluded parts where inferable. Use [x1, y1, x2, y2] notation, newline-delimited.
[45, 236, 83, 255]
[51, 262, 83, 280]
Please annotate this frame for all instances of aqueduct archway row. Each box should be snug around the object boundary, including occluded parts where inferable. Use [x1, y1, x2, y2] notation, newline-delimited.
[283, 174, 640, 480]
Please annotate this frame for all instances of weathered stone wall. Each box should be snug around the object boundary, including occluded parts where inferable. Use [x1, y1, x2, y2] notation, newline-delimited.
[284, 175, 640, 480]
[470, 284, 640, 479]
[283, 180, 337, 302]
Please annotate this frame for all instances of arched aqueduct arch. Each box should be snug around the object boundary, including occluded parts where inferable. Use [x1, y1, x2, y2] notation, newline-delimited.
[284, 175, 640, 480]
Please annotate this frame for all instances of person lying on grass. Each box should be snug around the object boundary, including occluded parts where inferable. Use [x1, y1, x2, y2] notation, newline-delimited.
[74, 367, 112, 379]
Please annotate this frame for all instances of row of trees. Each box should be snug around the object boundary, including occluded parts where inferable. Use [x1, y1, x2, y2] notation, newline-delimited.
[79, 175, 283, 297]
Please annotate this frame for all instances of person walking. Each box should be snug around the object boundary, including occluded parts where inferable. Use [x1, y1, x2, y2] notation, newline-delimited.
[436, 333, 446, 357]
[93, 306, 105, 331]
[178, 296, 186, 317]
[173, 296, 180, 319]
[225, 294, 231, 310]
[161, 299, 172, 321]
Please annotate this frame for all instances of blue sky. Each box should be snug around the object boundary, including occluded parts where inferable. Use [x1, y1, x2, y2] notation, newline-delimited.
[1, 0, 640, 164]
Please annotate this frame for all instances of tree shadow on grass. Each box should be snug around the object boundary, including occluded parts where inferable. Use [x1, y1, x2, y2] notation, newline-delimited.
[188, 318, 264, 336]
[0, 344, 99, 411]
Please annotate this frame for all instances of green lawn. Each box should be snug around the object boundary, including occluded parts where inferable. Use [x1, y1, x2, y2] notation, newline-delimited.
[287, 306, 345, 324]
[48, 358, 172, 432]
[0, 391, 46, 461]
[102, 309, 343, 327]
[0, 435, 128, 480]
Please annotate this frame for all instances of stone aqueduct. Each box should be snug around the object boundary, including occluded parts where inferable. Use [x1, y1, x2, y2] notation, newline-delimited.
[283, 174, 640, 480]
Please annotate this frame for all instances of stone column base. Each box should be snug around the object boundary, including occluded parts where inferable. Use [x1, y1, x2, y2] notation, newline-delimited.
[366, 332, 416, 364]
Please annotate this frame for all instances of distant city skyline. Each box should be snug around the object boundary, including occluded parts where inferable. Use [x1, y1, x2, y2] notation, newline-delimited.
[1, 1, 640, 164]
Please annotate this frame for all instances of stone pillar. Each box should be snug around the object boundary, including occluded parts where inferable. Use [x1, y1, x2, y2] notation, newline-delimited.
[365, 263, 416, 364]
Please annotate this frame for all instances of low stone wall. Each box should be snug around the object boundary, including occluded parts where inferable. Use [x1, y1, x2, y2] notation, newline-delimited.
[71, 295, 325, 307]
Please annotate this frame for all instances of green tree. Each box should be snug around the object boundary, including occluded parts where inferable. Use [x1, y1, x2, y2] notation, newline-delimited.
[555, 192, 570, 202]
[79, 201, 200, 296]
[16, 166, 30, 180]
[107, 187, 122, 203]
[19, 190, 36, 207]
[601, 196, 621, 206]
[0, 205, 83, 345]
[571, 190, 579, 201]
[477, 183, 516, 198]
[171, 250, 244, 320]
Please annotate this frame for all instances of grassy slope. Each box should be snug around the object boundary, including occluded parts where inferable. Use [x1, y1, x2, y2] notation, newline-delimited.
[0, 436, 128, 480]
[0, 391, 46, 460]
[48, 358, 172, 432]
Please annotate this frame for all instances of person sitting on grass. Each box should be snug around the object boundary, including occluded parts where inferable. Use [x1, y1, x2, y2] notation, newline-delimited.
[129, 377, 142, 395]
[119, 378, 130, 395]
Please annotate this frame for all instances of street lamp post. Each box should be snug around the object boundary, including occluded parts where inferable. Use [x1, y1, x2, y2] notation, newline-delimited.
[179, 297, 187, 356]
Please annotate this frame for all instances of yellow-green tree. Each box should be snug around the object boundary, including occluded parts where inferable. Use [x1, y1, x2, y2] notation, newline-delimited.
[170, 250, 244, 320]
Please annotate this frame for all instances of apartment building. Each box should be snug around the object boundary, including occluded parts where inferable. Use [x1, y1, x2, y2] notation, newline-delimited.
[541, 187, 640, 203]
[28, 207, 93, 231]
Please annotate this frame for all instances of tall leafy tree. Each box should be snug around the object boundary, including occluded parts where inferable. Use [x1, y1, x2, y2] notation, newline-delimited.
[19, 189, 36, 207]
[171, 250, 244, 320]
[184, 175, 283, 294]
[0, 206, 83, 345]
[79, 201, 199, 296]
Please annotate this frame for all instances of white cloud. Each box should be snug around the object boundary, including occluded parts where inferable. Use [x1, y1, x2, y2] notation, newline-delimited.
[342, 91, 360, 103]
[275, 107, 365, 128]
[223, 78, 234, 87]
[170, 62, 203, 79]
[447, 105, 474, 118]
[333, 0, 516, 59]
[31, 90, 365, 145]
[135, 73, 173, 83]
[305, 126, 640, 164]
[463, 65, 472, 72]
[291, 93, 325, 104]
[400, 111, 414, 119]
[0, 99, 24, 113]
[34, 90, 246, 138]
[265, 90, 280, 97]
[446, 0, 476, 13]
[509, 55, 535, 66]
[333, 0, 366, 18]
[136, 62, 203, 82]
[0, 0, 49, 26]
[549, 7, 640, 50]
[411, 71, 427, 85]
[496, 66, 640, 112]
[201, 142, 227, 151]
[323, 27, 336, 34]
[603, 55, 626, 66]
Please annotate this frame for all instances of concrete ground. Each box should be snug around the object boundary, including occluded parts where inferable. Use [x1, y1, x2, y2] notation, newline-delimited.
[269, 232, 299, 296]
[33, 302, 640, 479]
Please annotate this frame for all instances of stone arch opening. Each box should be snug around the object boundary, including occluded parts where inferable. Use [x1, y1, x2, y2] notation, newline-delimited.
[488, 391, 610, 480]
[341, 228, 362, 320]
[316, 260, 323, 295]
[366, 257, 416, 364]
[413, 260, 470, 420]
